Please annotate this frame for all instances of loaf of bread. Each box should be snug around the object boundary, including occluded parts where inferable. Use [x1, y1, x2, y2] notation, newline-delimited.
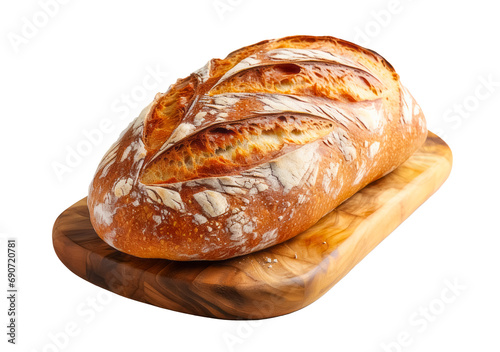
[88, 35, 427, 261]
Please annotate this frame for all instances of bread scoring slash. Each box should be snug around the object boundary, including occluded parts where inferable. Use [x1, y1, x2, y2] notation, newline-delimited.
[88, 35, 427, 260]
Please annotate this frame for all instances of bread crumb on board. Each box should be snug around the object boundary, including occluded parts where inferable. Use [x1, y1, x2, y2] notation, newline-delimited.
[263, 256, 279, 267]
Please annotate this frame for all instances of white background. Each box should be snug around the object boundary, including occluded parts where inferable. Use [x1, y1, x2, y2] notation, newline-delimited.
[1, 0, 499, 351]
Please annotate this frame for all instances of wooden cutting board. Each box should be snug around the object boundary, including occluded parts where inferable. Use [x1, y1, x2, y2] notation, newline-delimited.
[52, 132, 452, 320]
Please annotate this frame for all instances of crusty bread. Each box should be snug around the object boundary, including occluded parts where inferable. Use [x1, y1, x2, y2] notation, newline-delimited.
[88, 35, 427, 261]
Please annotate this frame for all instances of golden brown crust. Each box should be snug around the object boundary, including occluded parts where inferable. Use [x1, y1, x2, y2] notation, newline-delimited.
[87, 35, 427, 260]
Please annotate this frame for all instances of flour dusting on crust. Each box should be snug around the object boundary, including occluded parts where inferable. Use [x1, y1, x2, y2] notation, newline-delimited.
[193, 190, 229, 217]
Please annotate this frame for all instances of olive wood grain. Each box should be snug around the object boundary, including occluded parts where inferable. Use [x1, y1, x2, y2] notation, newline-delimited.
[53, 132, 452, 320]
